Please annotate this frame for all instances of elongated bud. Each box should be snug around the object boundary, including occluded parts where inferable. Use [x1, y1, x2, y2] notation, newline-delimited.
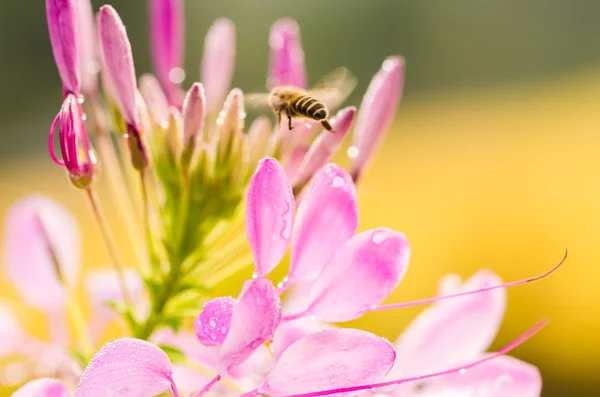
[46, 0, 81, 95]
[268, 18, 306, 89]
[150, 0, 184, 107]
[182, 83, 206, 147]
[139, 74, 170, 129]
[166, 107, 183, 157]
[349, 56, 405, 182]
[248, 116, 273, 166]
[75, 0, 100, 97]
[48, 94, 97, 188]
[292, 107, 356, 190]
[201, 19, 236, 112]
[217, 88, 245, 160]
[98, 5, 139, 131]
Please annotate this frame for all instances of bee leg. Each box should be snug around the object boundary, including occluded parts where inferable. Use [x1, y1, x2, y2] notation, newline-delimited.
[321, 119, 334, 133]
[286, 108, 293, 130]
[277, 111, 283, 130]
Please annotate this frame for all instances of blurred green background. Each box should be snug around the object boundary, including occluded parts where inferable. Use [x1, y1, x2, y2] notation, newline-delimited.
[1, 0, 600, 396]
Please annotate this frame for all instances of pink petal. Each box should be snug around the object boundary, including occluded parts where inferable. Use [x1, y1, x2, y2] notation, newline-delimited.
[0, 305, 25, 358]
[201, 19, 236, 112]
[75, 0, 99, 97]
[149, 0, 184, 106]
[246, 158, 295, 277]
[170, 364, 215, 394]
[271, 317, 334, 360]
[182, 83, 207, 146]
[46, 0, 80, 95]
[85, 268, 143, 343]
[437, 273, 462, 296]
[217, 88, 245, 159]
[259, 329, 395, 397]
[152, 329, 220, 369]
[194, 296, 236, 346]
[3, 196, 80, 311]
[425, 355, 541, 397]
[292, 107, 356, 188]
[11, 378, 69, 397]
[139, 74, 170, 128]
[289, 164, 358, 284]
[350, 57, 405, 181]
[75, 338, 178, 397]
[219, 279, 282, 374]
[98, 5, 138, 128]
[248, 116, 273, 165]
[394, 270, 507, 377]
[306, 229, 410, 322]
[268, 18, 307, 89]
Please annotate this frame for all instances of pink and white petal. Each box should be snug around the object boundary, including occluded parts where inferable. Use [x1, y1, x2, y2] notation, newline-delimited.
[437, 273, 462, 296]
[394, 270, 507, 376]
[75, 338, 178, 397]
[423, 355, 541, 397]
[11, 378, 69, 397]
[268, 18, 307, 89]
[201, 19, 236, 112]
[0, 305, 26, 358]
[152, 328, 221, 369]
[3, 196, 80, 311]
[289, 163, 358, 283]
[194, 296, 236, 346]
[219, 279, 282, 374]
[271, 317, 334, 360]
[306, 229, 410, 322]
[84, 268, 143, 343]
[281, 280, 314, 316]
[246, 158, 295, 277]
[228, 344, 273, 382]
[258, 329, 395, 397]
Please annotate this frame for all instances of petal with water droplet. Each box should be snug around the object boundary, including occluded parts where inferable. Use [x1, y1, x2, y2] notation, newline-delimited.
[393, 270, 506, 376]
[74, 338, 178, 397]
[246, 158, 295, 277]
[259, 329, 395, 397]
[194, 296, 236, 346]
[3, 196, 80, 311]
[271, 317, 334, 360]
[306, 228, 410, 322]
[289, 164, 358, 283]
[219, 279, 282, 374]
[12, 378, 69, 397]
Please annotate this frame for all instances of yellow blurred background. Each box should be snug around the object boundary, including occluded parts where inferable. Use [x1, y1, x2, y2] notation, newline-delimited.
[1, 1, 600, 396]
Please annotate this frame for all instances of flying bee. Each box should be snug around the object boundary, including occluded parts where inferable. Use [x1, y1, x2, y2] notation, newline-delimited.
[246, 67, 356, 133]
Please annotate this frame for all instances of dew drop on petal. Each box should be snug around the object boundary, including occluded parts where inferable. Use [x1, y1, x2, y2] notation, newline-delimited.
[370, 387, 377, 392]
[310, 315, 317, 321]
[347, 145, 359, 159]
[459, 368, 467, 375]
[332, 176, 345, 188]
[382, 59, 395, 71]
[329, 377, 337, 384]
[252, 272, 259, 279]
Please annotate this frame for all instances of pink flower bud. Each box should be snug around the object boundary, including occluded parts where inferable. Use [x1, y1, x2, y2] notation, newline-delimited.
[201, 19, 236, 112]
[98, 5, 138, 130]
[149, 0, 184, 107]
[292, 106, 356, 189]
[46, 0, 81, 95]
[181, 83, 206, 147]
[75, 0, 100, 97]
[350, 56, 405, 182]
[139, 74, 170, 129]
[268, 18, 307, 90]
[48, 94, 96, 188]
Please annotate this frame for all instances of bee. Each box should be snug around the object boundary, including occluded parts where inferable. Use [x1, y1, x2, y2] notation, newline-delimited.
[246, 67, 356, 133]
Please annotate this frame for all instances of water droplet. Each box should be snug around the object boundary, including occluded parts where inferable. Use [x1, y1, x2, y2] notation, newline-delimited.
[282, 276, 289, 283]
[329, 377, 337, 384]
[382, 59, 395, 71]
[251, 272, 258, 279]
[326, 365, 334, 371]
[341, 374, 347, 379]
[364, 371, 370, 376]
[239, 111, 247, 119]
[168, 67, 186, 84]
[210, 333, 217, 340]
[370, 387, 377, 392]
[277, 282, 284, 289]
[160, 120, 170, 129]
[371, 230, 389, 245]
[221, 326, 228, 334]
[310, 315, 317, 321]
[347, 146, 359, 159]
[209, 319, 216, 328]
[459, 368, 467, 375]
[369, 304, 377, 310]
[332, 176, 345, 188]
[81, 114, 87, 121]
[77, 96, 85, 104]
[86, 60, 101, 75]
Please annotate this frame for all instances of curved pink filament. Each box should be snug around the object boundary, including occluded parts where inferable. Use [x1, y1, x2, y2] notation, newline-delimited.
[273, 319, 548, 397]
[369, 249, 567, 313]
[193, 375, 221, 397]
[48, 113, 65, 166]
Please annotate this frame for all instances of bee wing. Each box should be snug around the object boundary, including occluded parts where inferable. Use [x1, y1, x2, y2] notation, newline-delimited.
[308, 67, 357, 109]
[244, 93, 271, 110]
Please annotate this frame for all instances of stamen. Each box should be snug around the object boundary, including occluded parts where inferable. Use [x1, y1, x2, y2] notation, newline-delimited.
[204, 253, 256, 287]
[193, 375, 221, 397]
[48, 113, 65, 166]
[274, 319, 548, 397]
[369, 249, 567, 313]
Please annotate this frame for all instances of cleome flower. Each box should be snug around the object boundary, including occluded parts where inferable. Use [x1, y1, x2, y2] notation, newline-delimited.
[0, 0, 567, 396]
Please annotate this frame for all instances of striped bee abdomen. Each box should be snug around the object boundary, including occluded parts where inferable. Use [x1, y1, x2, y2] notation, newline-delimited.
[290, 95, 328, 121]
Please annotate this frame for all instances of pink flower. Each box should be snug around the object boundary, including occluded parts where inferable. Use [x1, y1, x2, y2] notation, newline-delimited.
[46, 0, 80, 96]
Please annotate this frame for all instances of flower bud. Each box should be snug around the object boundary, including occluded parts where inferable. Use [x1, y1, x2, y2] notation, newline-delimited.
[268, 18, 306, 89]
[216, 88, 245, 162]
[201, 19, 235, 112]
[248, 116, 273, 166]
[139, 74, 170, 129]
[150, 0, 184, 107]
[182, 83, 206, 148]
[46, 0, 81, 95]
[350, 56, 405, 182]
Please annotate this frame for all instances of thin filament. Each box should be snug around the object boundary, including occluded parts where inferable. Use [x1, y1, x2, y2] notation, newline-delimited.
[48, 113, 64, 166]
[370, 249, 567, 313]
[276, 319, 548, 397]
[193, 375, 222, 397]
